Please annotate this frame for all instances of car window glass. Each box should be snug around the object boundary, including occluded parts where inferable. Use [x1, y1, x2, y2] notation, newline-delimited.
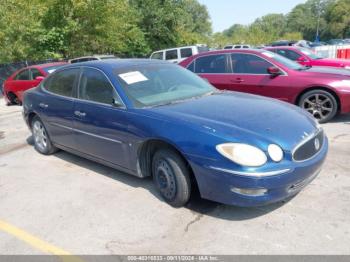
[180, 48, 193, 58]
[224, 46, 232, 49]
[231, 53, 273, 74]
[151, 52, 163, 60]
[276, 50, 301, 61]
[79, 68, 117, 105]
[15, 69, 31, 80]
[31, 68, 43, 79]
[165, 50, 178, 60]
[187, 62, 195, 72]
[195, 55, 227, 74]
[45, 68, 79, 97]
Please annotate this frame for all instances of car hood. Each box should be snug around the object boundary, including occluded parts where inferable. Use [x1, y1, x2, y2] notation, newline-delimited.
[318, 58, 350, 66]
[147, 92, 318, 151]
[304, 66, 350, 77]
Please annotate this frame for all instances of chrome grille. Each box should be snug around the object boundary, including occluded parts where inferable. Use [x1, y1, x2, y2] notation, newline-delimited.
[292, 129, 324, 162]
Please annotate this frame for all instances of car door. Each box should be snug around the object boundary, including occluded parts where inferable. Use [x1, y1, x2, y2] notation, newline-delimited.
[8, 69, 34, 100]
[73, 67, 130, 169]
[228, 53, 289, 101]
[40, 68, 80, 148]
[194, 54, 232, 90]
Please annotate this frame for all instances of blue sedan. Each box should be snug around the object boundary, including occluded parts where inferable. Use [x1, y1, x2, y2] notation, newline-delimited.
[22, 59, 328, 207]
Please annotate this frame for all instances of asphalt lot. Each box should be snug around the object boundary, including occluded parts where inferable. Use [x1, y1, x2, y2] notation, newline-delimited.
[0, 97, 350, 255]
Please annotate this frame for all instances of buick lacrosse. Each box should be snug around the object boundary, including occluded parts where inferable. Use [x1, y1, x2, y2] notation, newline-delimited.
[23, 60, 328, 207]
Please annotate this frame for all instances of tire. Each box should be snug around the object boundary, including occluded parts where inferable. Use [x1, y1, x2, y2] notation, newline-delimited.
[31, 116, 57, 155]
[152, 149, 191, 207]
[298, 89, 338, 123]
[7, 92, 20, 105]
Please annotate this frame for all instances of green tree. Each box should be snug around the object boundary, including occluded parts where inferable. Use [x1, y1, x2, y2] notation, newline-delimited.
[324, 0, 350, 38]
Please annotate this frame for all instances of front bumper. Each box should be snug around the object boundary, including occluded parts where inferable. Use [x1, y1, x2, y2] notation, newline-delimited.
[188, 137, 328, 207]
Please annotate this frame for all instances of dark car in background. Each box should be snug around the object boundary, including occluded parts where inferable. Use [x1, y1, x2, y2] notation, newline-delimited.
[179, 49, 350, 123]
[266, 46, 350, 70]
[3, 62, 67, 105]
[23, 59, 327, 207]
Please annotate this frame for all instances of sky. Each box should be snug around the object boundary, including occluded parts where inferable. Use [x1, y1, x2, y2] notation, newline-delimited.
[198, 0, 307, 32]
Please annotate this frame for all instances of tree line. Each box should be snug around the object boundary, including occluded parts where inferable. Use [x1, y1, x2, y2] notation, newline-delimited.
[0, 0, 349, 63]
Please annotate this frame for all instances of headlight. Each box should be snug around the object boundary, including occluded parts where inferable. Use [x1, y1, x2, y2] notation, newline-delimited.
[267, 144, 284, 162]
[216, 143, 267, 167]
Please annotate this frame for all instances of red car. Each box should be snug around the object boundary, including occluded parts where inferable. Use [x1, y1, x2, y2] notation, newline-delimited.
[3, 62, 67, 105]
[265, 46, 350, 69]
[179, 49, 350, 123]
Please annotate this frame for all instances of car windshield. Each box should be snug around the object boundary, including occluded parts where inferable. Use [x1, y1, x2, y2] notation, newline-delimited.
[114, 63, 215, 108]
[42, 65, 64, 74]
[261, 51, 304, 70]
[299, 48, 323, 59]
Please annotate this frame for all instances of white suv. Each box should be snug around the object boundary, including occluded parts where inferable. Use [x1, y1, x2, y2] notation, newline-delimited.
[224, 44, 251, 49]
[150, 45, 209, 64]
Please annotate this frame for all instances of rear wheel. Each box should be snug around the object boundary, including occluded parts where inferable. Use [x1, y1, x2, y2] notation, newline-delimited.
[299, 90, 338, 123]
[152, 149, 191, 207]
[31, 116, 57, 155]
[7, 92, 20, 105]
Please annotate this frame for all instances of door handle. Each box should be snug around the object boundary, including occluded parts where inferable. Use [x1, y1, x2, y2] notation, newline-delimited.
[232, 78, 244, 83]
[74, 111, 86, 117]
[39, 103, 48, 108]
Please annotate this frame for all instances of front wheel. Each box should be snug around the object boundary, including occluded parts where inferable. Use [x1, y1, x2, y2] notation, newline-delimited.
[299, 90, 338, 123]
[152, 149, 191, 207]
[31, 116, 57, 155]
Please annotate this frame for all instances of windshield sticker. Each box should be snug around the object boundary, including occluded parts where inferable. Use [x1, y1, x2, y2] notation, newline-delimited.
[262, 52, 274, 58]
[47, 69, 56, 74]
[119, 71, 148, 85]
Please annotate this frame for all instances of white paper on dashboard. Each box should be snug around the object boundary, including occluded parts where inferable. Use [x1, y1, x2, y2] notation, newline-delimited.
[118, 71, 148, 85]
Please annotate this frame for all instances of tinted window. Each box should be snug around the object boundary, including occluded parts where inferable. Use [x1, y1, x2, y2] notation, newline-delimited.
[46, 68, 79, 97]
[195, 55, 227, 74]
[31, 68, 43, 79]
[180, 48, 193, 58]
[187, 62, 195, 72]
[15, 69, 31, 80]
[276, 49, 301, 61]
[79, 68, 115, 105]
[151, 52, 163, 60]
[231, 53, 273, 74]
[166, 50, 178, 60]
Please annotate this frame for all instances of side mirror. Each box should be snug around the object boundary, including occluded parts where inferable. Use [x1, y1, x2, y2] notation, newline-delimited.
[297, 56, 308, 63]
[267, 66, 282, 76]
[35, 76, 45, 81]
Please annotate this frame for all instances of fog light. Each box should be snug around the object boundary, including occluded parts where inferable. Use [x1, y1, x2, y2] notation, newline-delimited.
[230, 187, 268, 196]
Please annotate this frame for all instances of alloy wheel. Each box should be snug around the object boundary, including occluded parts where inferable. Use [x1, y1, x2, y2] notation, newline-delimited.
[33, 121, 48, 152]
[302, 93, 334, 121]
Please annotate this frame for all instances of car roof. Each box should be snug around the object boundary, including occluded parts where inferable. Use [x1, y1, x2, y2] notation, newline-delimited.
[151, 45, 207, 53]
[266, 46, 303, 51]
[59, 58, 171, 71]
[34, 62, 68, 68]
[189, 48, 265, 58]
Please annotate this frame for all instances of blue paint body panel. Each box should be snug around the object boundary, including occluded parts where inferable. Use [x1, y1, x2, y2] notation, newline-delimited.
[22, 59, 328, 207]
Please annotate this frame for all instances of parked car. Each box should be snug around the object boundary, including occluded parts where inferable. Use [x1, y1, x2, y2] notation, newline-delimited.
[266, 46, 350, 70]
[224, 44, 251, 49]
[69, 55, 116, 64]
[270, 40, 297, 47]
[150, 45, 209, 64]
[23, 59, 327, 207]
[179, 49, 350, 123]
[3, 62, 67, 105]
[327, 39, 346, 46]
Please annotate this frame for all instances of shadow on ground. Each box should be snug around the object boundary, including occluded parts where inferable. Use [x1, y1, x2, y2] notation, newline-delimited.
[27, 135, 287, 221]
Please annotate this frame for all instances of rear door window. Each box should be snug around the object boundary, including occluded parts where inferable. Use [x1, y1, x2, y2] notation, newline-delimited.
[195, 55, 228, 74]
[15, 69, 31, 80]
[45, 68, 80, 97]
[78, 68, 119, 105]
[165, 49, 178, 60]
[180, 48, 193, 58]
